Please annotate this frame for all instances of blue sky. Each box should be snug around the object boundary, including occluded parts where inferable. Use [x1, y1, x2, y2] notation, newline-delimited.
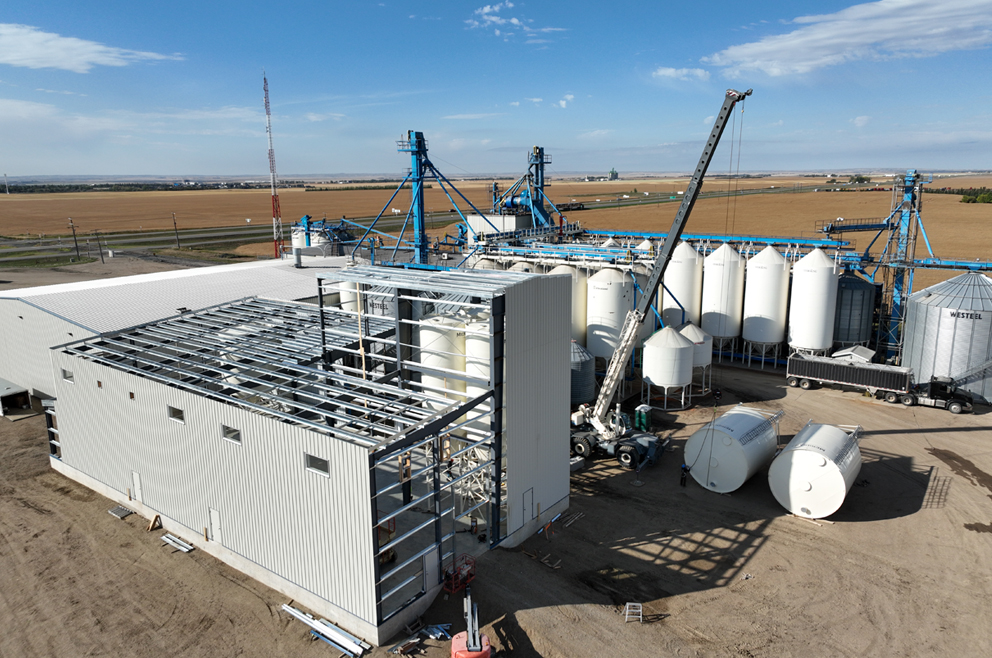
[1, 0, 991, 176]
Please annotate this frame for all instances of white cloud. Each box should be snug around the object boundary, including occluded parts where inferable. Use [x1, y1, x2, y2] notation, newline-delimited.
[703, 115, 715, 125]
[564, 94, 575, 101]
[558, 100, 566, 108]
[465, 3, 565, 40]
[525, 97, 542, 103]
[36, 87, 86, 96]
[305, 112, 344, 122]
[442, 113, 501, 119]
[703, 0, 992, 77]
[526, 39, 550, 44]
[652, 66, 710, 81]
[578, 129, 613, 139]
[509, 101, 520, 106]
[0, 24, 182, 73]
[852, 115, 871, 127]
[771, 119, 784, 126]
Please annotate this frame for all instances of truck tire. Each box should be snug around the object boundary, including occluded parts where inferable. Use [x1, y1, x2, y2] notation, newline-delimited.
[948, 401, 963, 414]
[885, 391, 899, 403]
[799, 379, 813, 390]
[572, 436, 593, 458]
[617, 445, 638, 470]
[900, 394, 916, 406]
[787, 377, 800, 388]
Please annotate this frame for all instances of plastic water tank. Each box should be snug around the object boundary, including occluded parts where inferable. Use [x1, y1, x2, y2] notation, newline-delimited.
[291, 228, 307, 249]
[678, 322, 713, 367]
[473, 258, 500, 270]
[570, 341, 596, 404]
[642, 327, 693, 388]
[661, 242, 703, 328]
[586, 268, 635, 359]
[742, 246, 790, 344]
[701, 244, 745, 339]
[684, 405, 779, 493]
[418, 314, 466, 411]
[768, 423, 862, 518]
[788, 248, 839, 351]
[548, 265, 588, 345]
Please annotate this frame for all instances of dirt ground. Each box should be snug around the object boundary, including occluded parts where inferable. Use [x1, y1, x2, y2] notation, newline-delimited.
[2, 365, 991, 657]
[0, 257, 193, 292]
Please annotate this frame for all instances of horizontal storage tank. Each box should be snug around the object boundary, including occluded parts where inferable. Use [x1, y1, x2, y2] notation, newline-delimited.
[768, 423, 862, 519]
[834, 273, 877, 347]
[418, 314, 466, 410]
[788, 248, 839, 351]
[678, 322, 713, 368]
[701, 244, 745, 339]
[742, 246, 789, 344]
[903, 272, 992, 401]
[570, 341, 596, 404]
[661, 242, 703, 328]
[586, 268, 635, 360]
[473, 258, 500, 270]
[642, 327, 693, 388]
[548, 264, 588, 345]
[684, 405, 780, 493]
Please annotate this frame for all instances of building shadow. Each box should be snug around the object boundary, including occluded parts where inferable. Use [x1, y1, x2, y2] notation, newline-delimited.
[829, 445, 944, 522]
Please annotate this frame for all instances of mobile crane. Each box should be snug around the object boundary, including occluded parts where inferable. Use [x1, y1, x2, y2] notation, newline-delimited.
[570, 88, 753, 469]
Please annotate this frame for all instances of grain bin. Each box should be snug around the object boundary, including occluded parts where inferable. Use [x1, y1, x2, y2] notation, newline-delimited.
[834, 273, 877, 347]
[473, 258, 500, 270]
[463, 310, 492, 436]
[586, 268, 635, 360]
[661, 242, 703, 328]
[684, 405, 782, 493]
[549, 264, 588, 345]
[701, 244, 745, 346]
[742, 246, 789, 345]
[678, 321, 713, 393]
[788, 248, 839, 352]
[642, 327, 693, 388]
[418, 314, 467, 410]
[339, 281, 359, 313]
[636, 239, 655, 252]
[570, 340, 596, 404]
[509, 261, 538, 273]
[903, 272, 992, 400]
[768, 422, 862, 518]
[602, 237, 620, 248]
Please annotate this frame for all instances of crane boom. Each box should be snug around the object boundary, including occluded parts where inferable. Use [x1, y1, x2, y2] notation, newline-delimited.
[586, 88, 752, 437]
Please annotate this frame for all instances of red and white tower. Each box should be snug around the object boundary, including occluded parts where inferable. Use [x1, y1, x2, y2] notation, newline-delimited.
[263, 72, 283, 258]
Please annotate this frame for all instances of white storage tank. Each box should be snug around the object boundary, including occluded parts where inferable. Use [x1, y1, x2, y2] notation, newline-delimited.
[463, 311, 491, 434]
[768, 423, 862, 519]
[742, 246, 790, 344]
[548, 265, 588, 345]
[291, 227, 307, 249]
[509, 261, 538, 273]
[642, 327, 693, 388]
[602, 237, 620, 248]
[636, 239, 655, 252]
[684, 404, 781, 493]
[634, 272, 656, 341]
[701, 244, 745, 339]
[339, 281, 359, 313]
[788, 248, 839, 351]
[678, 322, 713, 368]
[418, 314, 467, 410]
[473, 258, 500, 270]
[586, 268, 635, 360]
[661, 242, 703, 328]
[903, 272, 992, 400]
[834, 273, 877, 347]
[570, 341, 596, 404]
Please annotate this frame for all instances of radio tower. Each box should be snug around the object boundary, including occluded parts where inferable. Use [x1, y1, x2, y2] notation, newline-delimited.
[263, 72, 283, 258]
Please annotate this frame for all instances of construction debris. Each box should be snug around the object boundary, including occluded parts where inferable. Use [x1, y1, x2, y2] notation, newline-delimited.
[161, 533, 194, 553]
[282, 604, 368, 657]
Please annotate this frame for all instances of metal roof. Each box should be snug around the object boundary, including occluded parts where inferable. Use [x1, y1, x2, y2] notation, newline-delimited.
[1, 256, 347, 334]
[58, 297, 467, 449]
[323, 265, 537, 298]
[909, 272, 992, 311]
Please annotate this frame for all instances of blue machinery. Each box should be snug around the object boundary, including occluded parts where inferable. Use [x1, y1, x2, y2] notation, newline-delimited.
[491, 146, 566, 228]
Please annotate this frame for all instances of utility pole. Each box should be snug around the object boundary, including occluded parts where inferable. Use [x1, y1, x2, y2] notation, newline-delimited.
[95, 230, 105, 264]
[3, 174, 8, 194]
[68, 218, 80, 261]
[172, 212, 181, 249]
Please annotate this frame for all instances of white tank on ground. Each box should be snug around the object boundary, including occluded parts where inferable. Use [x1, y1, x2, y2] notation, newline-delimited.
[636, 239, 655, 252]
[642, 327, 693, 388]
[788, 248, 839, 351]
[548, 264, 588, 344]
[586, 268, 635, 359]
[768, 423, 862, 519]
[661, 242, 703, 328]
[684, 404, 780, 493]
[473, 258, 500, 270]
[742, 246, 790, 344]
[418, 314, 467, 410]
[701, 244, 745, 339]
[677, 322, 713, 367]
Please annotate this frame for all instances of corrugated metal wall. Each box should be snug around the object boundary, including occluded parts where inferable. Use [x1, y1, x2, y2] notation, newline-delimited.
[903, 302, 992, 399]
[51, 350, 377, 623]
[0, 299, 95, 397]
[504, 274, 571, 534]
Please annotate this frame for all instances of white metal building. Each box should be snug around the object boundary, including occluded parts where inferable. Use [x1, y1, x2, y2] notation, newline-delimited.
[48, 266, 570, 645]
[0, 255, 347, 398]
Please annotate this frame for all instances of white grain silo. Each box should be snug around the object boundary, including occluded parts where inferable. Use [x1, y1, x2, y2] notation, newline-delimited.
[902, 272, 992, 401]
[548, 264, 588, 345]
[509, 261, 538, 273]
[834, 273, 877, 347]
[768, 422, 862, 519]
[701, 244, 745, 359]
[459, 310, 493, 516]
[602, 237, 620, 248]
[473, 258, 500, 270]
[684, 404, 782, 493]
[586, 268, 635, 360]
[788, 248, 839, 354]
[339, 281, 359, 313]
[634, 272, 657, 341]
[636, 239, 655, 252]
[418, 314, 467, 411]
[742, 246, 790, 368]
[660, 242, 703, 328]
[678, 322, 713, 394]
[641, 327, 694, 409]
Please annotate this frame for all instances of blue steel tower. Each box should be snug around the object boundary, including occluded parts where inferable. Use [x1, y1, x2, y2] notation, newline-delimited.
[397, 130, 429, 265]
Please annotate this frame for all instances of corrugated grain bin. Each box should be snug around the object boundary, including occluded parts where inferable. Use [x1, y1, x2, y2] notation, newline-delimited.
[768, 423, 862, 519]
[834, 273, 877, 347]
[570, 341, 596, 404]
